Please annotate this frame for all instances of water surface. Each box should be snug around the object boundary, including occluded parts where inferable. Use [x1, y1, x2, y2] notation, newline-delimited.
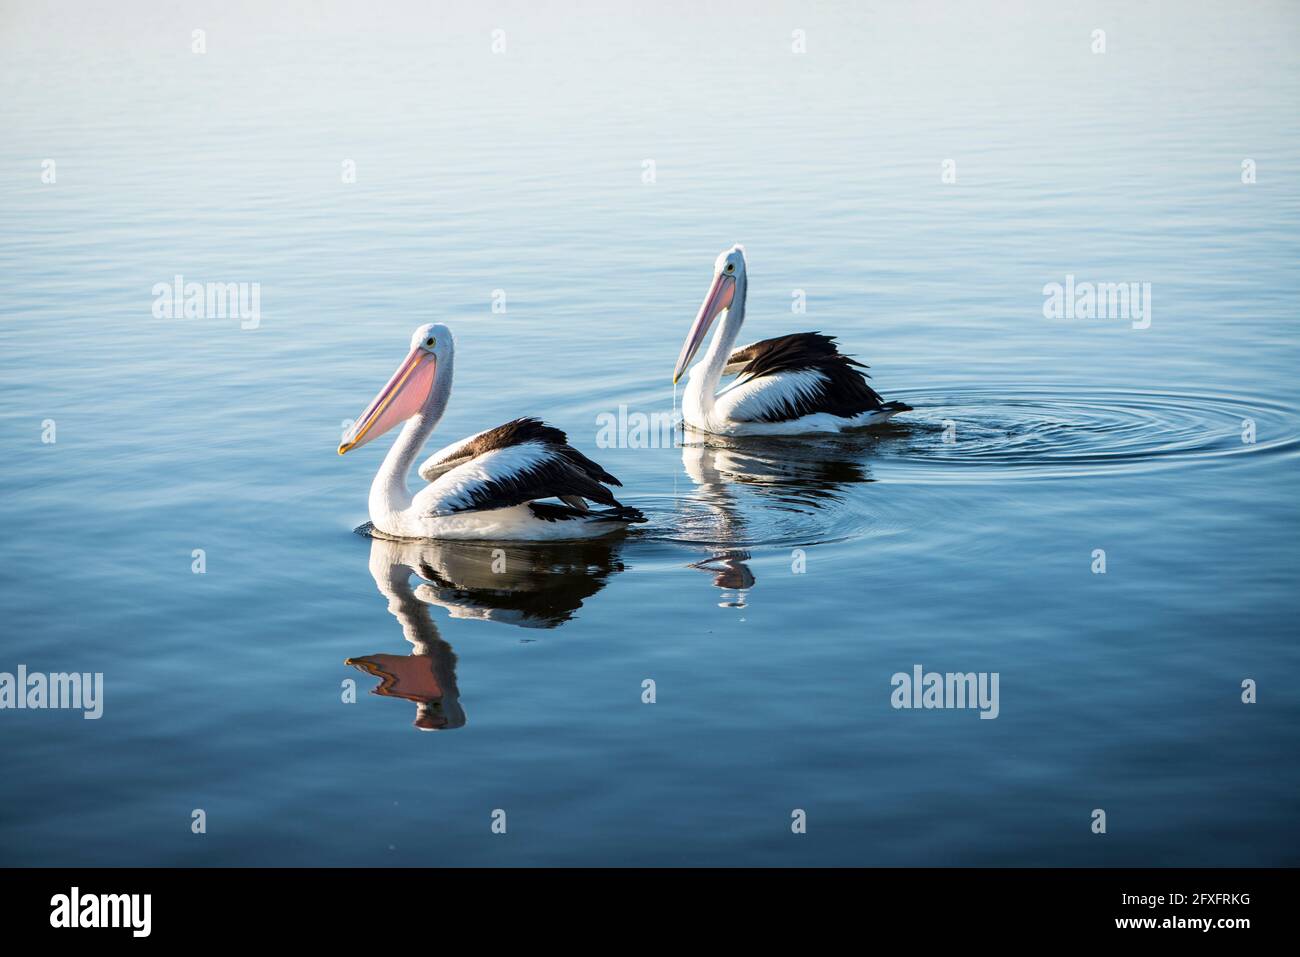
[1, 1, 1298, 865]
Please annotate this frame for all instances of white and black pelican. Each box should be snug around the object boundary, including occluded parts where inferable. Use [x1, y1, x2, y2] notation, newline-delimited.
[673, 245, 911, 435]
[338, 323, 645, 540]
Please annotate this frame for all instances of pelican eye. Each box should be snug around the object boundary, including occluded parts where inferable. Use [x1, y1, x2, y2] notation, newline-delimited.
[725, 263, 735, 273]
[425, 337, 435, 347]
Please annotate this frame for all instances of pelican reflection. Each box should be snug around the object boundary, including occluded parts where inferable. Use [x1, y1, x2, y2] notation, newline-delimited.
[679, 434, 878, 602]
[346, 532, 625, 730]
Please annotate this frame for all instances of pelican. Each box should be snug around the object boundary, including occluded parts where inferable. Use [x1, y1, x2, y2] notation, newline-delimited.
[338, 323, 645, 540]
[673, 245, 911, 435]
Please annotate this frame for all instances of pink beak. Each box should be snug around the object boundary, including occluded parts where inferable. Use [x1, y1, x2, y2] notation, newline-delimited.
[673, 271, 735, 383]
[338, 347, 437, 454]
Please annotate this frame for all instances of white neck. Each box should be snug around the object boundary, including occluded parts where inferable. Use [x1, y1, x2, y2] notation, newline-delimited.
[684, 270, 747, 416]
[369, 350, 454, 520]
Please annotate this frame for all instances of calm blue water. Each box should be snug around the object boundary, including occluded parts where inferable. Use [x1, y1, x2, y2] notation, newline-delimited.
[2, 1, 1298, 866]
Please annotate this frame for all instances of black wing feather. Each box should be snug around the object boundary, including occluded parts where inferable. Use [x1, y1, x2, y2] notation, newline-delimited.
[423, 418, 637, 517]
[725, 333, 910, 422]
[726, 332, 862, 375]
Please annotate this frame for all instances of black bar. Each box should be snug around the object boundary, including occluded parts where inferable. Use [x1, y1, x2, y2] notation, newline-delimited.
[0, 868, 1289, 940]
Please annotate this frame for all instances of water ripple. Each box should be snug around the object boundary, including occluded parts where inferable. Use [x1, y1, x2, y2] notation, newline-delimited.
[880, 387, 1299, 482]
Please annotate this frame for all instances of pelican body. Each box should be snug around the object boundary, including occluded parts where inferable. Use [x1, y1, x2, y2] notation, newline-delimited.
[338, 323, 645, 540]
[673, 246, 910, 435]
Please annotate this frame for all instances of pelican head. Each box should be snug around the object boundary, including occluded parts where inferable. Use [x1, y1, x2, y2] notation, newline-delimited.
[338, 322, 454, 455]
[673, 244, 746, 383]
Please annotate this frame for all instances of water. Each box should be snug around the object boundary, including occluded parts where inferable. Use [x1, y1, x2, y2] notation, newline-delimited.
[1, 1, 1298, 865]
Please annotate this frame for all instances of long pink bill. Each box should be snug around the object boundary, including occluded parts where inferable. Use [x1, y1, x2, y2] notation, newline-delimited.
[338, 348, 437, 454]
[673, 272, 735, 383]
